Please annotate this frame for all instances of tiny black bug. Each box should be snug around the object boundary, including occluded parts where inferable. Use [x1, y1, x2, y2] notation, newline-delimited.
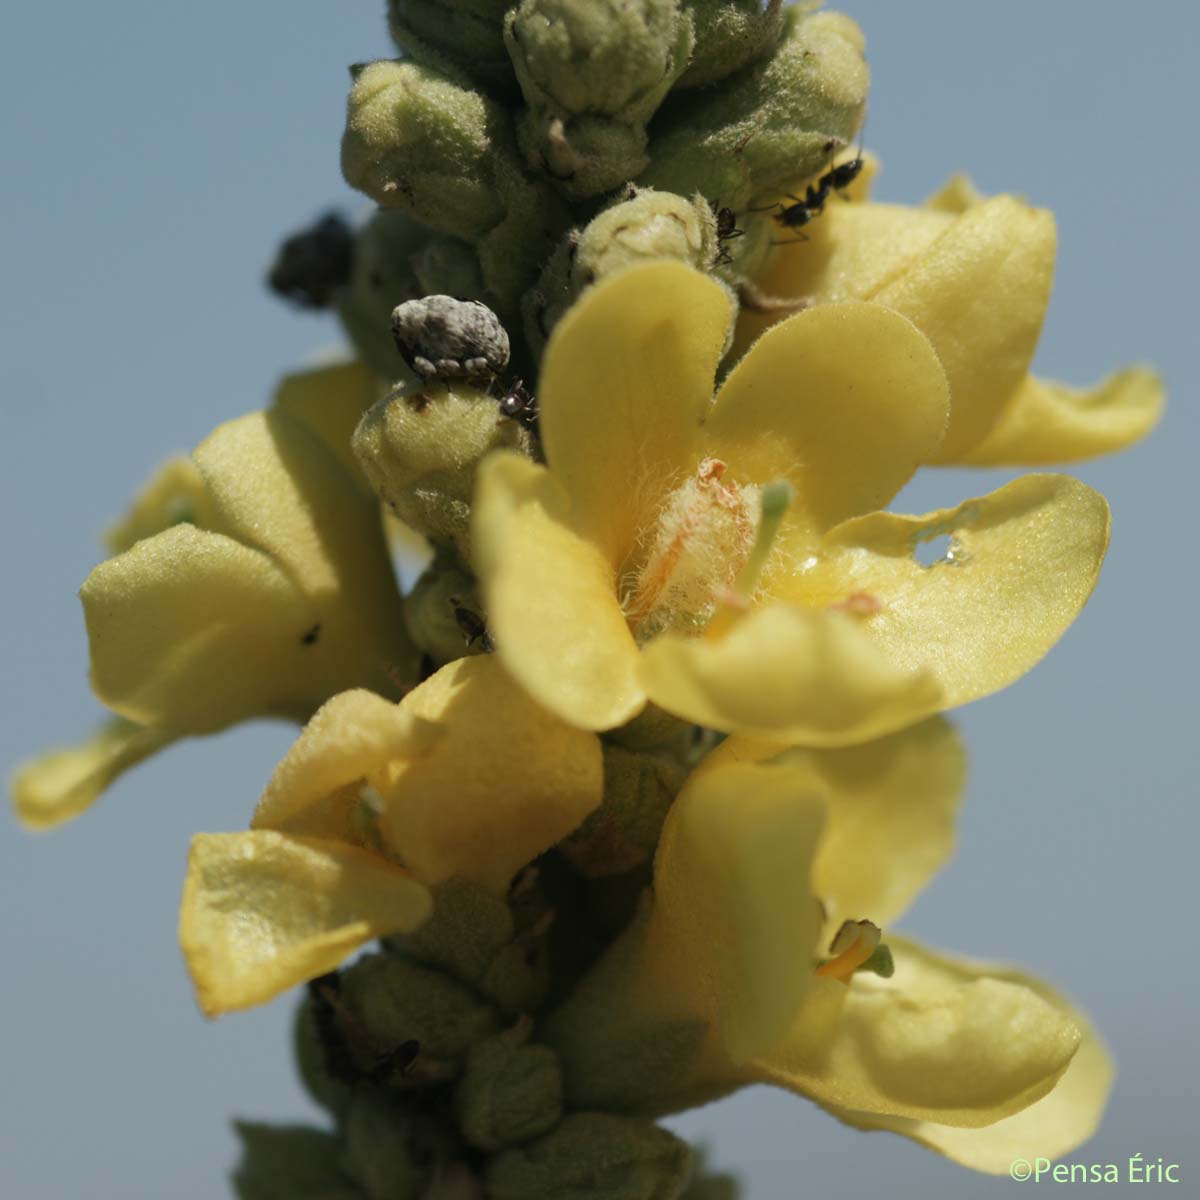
[711, 203, 745, 267]
[453, 604, 494, 653]
[497, 377, 539, 430]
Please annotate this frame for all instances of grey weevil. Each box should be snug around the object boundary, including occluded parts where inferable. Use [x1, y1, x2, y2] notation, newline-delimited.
[390, 295, 510, 382]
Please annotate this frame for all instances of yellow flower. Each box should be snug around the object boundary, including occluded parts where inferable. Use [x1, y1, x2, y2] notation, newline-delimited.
[179, 655, 603, 1016]
[734, 161, 1163, 465]
[12, 361, 416, 831]
[473, 260, 1110, 744]
[544, 721, 1111, 1174]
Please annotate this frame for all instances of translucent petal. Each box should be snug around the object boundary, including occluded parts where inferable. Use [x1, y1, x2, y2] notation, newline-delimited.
[373, 656, 604, 892]
[735, 197, 1056, 461]
[639, 604, 942, 746]
[179, 830, 432, 1016]
[806, 474, 1110, 710]
[751, 936, 1082, 1127]
[83, 524, 317, 730]
[271, 357, 381, 488]
[829, 976, 1112, 1173]
[961, 366, 1164, 466]
[538, 261, 731, 564]
[699, 717, 966, 926]
[252, 689, 442, 832]
[103, 457, 217, 555]
[473, 452, 644, 731]
[706, 303, 948, 533]
[11, 718, 174, 831]
[644, 760, 827, 1062]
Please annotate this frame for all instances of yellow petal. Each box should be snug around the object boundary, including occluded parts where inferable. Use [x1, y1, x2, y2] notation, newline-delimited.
[11, 719, 174, 831]
[271, 358, 382, 488]
[103, 457, 217, 555]
[737, 196, 1056, 461]
[924, 172, 986, 214]
[706, 303, 948, 533]
[373, 656, 604, 892]
[830, 978, 1112, 1174]
[179, 830, 432, 1016]
[751, 936, 1082, 1128]
[699, 717, 966, 927]
[645, 761, 827, 1061]
[539, 261, 731, 564]
[961, 366, 1164, 466]
[83, 524, 316, 730]
[473, 452, 644, 731]
[252, 689, 442, 833]
[84, 410, 417, 732]
[874, 197, 1056, 460]
[639, 605, 942, 746]
[806, 474, 1110, 710]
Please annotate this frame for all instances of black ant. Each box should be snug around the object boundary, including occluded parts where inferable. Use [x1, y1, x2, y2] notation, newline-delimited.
[710, 201, 745, 267]
[497, 377, 539, 430]
[752, 143, 866, 242]
[452, 602, 493, 653]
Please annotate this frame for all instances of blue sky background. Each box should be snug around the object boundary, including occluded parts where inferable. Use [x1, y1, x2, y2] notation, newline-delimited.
[2, 3, 1197, 1197]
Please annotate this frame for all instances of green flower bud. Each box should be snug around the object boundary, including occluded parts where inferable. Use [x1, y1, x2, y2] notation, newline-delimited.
[342, 1091, 456, 1200]
[412, 236, 488, 304]
[524, 188, 717, 354]
[676, 1, 784, 89]
[485, 1113, 692, 1200]
[561, 746, 685, 877]
[404, 547, 491, 666]
[232, 1123, 363, 1200]
[508, 0, 691, 123]
[335, 210, 426, 383]
[506, 0, 694, 197]
[293, 994, 355, 1120]
[341, 59, 510, 240]
[640, 8, 868, 210]
[388, 0, 515, 96]
[352, 380, 533, 559]
[390, 877, 553, 1017]
[455, 1018, 564, 1151]
[340, 954, 501, 1085]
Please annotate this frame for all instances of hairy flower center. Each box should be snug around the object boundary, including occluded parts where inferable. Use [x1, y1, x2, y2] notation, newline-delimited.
[621, 459, 761, 641]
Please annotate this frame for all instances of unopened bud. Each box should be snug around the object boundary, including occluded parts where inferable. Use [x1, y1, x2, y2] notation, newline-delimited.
[404, 548, 492, 666]
[352, 379, 533, 559]
[231, 1122, 359, 1200]
[641, 8, 868, 210]
[455, 1018, 564, 1151]
[388, 0, 514, 96]
[334, 210, 427, 383]
[340, 954, 501, 1085]
[485, 1113, 692, 1200]
[524, 188, 718, 352]
[507, 0, 694, 197]
[342, 1091, 456, 1200]
[341, 59, 511, 240]
[677, 0, 785, 89]
[561, 746, 685, 877]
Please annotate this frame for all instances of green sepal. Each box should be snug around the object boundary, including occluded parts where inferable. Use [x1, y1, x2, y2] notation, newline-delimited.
[231, 1123, 363, 1200]
[677, 1, 785, 89]
[485, 1112, 693, 1200]
[339, 954, 501, 1086]
[455, 1018, 564, 1151]
[561, 745, 685, 878]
